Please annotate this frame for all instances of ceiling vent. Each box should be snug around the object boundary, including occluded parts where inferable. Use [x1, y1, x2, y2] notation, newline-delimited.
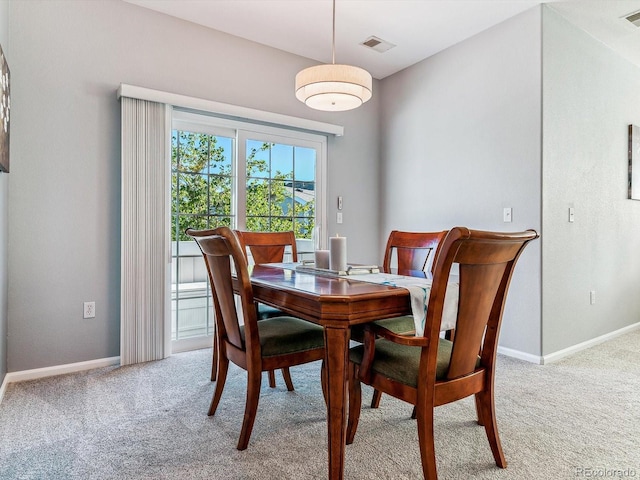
[361, 36, 396, 53]
[624, 10, 640, 27]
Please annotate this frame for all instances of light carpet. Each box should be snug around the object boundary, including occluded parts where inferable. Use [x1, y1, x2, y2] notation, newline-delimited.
[0, 330, 639, 479]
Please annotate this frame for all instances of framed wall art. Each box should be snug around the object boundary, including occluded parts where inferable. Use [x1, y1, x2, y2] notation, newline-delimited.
[629, 125, 640, 200]
[0, 42, 9, 173]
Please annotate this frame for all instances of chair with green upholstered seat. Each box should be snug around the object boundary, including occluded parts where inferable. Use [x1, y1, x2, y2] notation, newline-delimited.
[186, 226, 325, 450]
[346, 227, 538, 479]
[351, 230, 447, 408]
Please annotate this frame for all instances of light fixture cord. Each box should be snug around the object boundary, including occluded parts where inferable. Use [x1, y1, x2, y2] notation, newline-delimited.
[332, 0, 336, 64]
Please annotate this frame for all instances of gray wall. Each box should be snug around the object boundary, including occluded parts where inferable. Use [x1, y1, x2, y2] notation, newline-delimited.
[7, 0, 380, 371]
[542, 7, 640, 355]
[0, 0, 8, 383]
[8, 0, 640, 371]
[379, 7, 543, 356]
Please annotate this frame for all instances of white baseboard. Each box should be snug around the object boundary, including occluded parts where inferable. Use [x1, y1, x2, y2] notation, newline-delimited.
[497, 345, 543, 364]
[541, 322, 640, 364]
[498, 321, 640, 365]
[0, 356, 120, 405]
[0, 341, 214, 405]
[0, 375, 9, 405]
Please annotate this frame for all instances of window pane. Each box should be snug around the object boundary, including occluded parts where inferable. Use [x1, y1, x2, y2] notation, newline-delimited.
[246, 216, 270, 231]
[208, 216, 232, 228]
[243, 139, 317, 238]
[209, 136, 232, 175]
[247, 140, 270, 178]
[177, 131, 209, 174]
[177, 174, 208, 214]
[246, 178, 269, 218]
[268, 217, 293, 233]
[276, 184, 292, 209]
[294, 146, 316, 182]
[270, 180, 293, 216]
[293, 177, 315, 239]
[209, 175, 232, 216]
[272, 144, 293, 180]
[294, 216, 315, 239]
[294, 181, 315, 211]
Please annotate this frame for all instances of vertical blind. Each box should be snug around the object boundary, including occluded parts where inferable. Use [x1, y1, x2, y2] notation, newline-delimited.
[120, 97, 170, 366]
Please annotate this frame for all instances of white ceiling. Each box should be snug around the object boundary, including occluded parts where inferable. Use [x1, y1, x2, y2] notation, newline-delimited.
[123, 0, 640, 80]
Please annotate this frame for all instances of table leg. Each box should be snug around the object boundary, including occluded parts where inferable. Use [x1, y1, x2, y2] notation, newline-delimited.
[324, 325, 350, 480]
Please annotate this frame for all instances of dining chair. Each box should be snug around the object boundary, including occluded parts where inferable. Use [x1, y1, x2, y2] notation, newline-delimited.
[352, 229, 448, 409]
[346, 227, 538, 479]
[235, 230, 300, 390]
[186, 226, 325, 450]
[383, 230, 448, 275]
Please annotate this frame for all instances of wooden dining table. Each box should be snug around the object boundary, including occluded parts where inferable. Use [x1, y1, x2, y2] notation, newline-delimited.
[245, 263, 416, 480]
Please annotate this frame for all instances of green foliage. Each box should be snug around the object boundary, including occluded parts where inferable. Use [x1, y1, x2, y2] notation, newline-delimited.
[172, 131, 315, 241]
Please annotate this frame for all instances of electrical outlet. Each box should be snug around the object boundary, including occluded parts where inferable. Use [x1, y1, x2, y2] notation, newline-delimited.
[336, 212, 343, 224]
[83, 301, 96, 319]
[590, 291, 596, 305]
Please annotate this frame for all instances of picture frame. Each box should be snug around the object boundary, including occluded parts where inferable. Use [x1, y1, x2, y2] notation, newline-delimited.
[629, 125, 640, 200]
[0, 42, 9, 174]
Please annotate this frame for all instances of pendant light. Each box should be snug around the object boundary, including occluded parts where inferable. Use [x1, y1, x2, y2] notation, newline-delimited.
[295, 0, 372, 112]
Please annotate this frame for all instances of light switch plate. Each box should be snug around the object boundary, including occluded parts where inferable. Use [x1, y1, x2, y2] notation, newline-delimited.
[503, 207, 512, 223]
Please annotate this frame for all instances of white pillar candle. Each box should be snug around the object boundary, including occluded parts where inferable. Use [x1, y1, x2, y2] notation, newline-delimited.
[314, 249, 330, 269]
[329, 235, 347, 272]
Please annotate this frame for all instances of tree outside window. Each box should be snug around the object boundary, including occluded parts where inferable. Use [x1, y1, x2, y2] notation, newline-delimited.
[172, 131, 316, 240]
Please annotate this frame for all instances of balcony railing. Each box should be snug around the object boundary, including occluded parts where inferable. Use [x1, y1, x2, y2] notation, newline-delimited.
[171, 239, 314, 341]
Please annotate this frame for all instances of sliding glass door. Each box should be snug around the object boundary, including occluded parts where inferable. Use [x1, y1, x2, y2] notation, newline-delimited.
[170, 110, 326, 351]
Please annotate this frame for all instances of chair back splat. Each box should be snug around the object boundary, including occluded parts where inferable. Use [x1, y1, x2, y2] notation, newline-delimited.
[235, 230, 298, 265]
[383, 230, 448, 274]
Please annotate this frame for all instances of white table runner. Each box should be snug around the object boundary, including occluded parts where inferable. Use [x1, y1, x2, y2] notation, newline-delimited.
[346, 272, 459, 336]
